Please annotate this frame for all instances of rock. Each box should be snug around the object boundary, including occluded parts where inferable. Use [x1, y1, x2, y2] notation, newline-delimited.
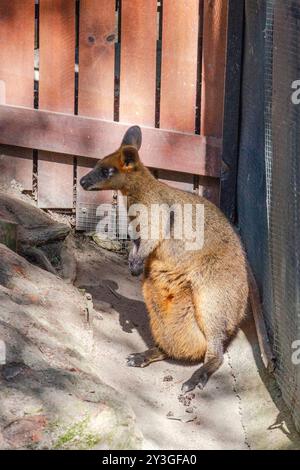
[1, 363, 29, 380]
[0, 192, 70, 275]
[0, 244, 143, 449]
[185, 407, 194, 414]
[91, 235, 124, 253]
[3, 416, 48, 448]
[0, 431, 7, 449]
[0, 218, 17, 251]
[60, 234, 77, 284]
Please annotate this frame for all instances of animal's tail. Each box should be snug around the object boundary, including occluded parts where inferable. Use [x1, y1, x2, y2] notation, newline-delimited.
[247, 264, 276, 373]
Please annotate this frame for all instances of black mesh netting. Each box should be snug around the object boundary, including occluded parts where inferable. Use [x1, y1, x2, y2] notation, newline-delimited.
[238, 0, 300, 431]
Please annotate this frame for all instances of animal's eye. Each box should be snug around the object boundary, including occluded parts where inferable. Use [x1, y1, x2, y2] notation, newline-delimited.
[101, 168, 109, 178]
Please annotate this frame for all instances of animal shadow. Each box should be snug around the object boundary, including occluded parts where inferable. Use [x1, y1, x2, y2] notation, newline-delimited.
[80, 279, 153, 349]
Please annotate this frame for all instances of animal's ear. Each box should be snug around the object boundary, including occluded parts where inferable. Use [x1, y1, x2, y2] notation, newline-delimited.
[120, 145, 140, 170]
[121, 126, 142, 150]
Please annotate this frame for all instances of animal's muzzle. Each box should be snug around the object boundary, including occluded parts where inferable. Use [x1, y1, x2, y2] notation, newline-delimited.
[80, 176, 89, 190]
[80, 173, 96, 191]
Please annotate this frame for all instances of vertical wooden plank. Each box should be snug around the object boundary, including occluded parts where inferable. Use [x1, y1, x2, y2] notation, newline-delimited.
[160, 0, 199, 133]
[76, 0, 115, 228]
[0, 0, 34, 106]
[157, 169, 196, 194]
[159, 1, 218, 203]
[119, 0, 157, 126]
[119, 0, 156, 230]
[200, 0, 229, 205]
[220, 0, 244, 221]
[39, 0, 75, 113]
[0, 146, 33, 189]
[201, 0, 228, 138]
[38, 0, 75, 208]
[0, 0, 34, 190]
[78, 0, 115, 120]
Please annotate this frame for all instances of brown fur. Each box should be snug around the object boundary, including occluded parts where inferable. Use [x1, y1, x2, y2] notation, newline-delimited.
[80, 127, 250, 391]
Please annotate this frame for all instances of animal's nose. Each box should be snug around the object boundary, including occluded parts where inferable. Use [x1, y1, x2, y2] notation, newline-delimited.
[80, 175, 90, 190]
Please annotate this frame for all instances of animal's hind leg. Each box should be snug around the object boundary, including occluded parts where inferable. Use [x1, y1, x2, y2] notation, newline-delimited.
[181, 338, 224, 393]
[180, 287, 226, 393]
[127, 347, 167, 368]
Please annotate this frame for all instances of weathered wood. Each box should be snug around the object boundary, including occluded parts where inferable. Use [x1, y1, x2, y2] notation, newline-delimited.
[200, 0, 229, 204]
[0, 193, 70, 248]
[201, 0, 228, 138]
[0, 146, 33, 190]
[120, 0, 157, 126]
[38, 0, 76, 209]
[37, 153, 74, 209]
[0, 0, 34, 190]
[0, 0, 34, 107]
[159, 1, 210, 198]
[77, 0, 116, 226]
[18, 224, 70, 248]
[60, 234, 77, 284]
[39, 0, 75, 113]
[25, 246, 58, 275]
[79, 0, 115, 120]
[0, 193, 57, 228]
[160, 0, 199, 133]
[0, 193, 70, 274]
[0, 104, 221, 177]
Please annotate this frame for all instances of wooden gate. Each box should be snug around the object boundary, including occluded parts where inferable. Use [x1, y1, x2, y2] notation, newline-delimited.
[0, 0, 243, 225]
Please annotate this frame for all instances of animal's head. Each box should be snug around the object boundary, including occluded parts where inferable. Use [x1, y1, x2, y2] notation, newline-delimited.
[80, 126, 143, 192]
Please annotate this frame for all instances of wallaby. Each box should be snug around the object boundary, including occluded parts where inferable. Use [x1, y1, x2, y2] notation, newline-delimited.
[80, 126, 274, 393]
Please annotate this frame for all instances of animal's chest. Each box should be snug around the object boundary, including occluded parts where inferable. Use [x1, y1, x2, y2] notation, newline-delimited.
[143, 256, 193, 322]
[142, 259, 204, 360]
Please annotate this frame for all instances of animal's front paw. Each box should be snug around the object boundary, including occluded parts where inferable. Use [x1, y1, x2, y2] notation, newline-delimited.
[128, 257, 144, 276]
[181, 380, 197, 394]
[181, 372, 208, 394]
[127, 352, 149, 368]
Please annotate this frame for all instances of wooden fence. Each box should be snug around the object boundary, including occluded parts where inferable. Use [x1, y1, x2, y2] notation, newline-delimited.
[0, 0, 243, 226]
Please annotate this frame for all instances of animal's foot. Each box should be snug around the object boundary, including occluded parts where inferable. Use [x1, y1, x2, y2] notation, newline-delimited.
[181, 372, 209, 394]
[127, 347, 166, 368]
[126, 352, 150, 368]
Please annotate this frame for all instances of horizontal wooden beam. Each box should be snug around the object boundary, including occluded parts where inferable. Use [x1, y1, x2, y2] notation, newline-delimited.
[0, 104, 221, 177]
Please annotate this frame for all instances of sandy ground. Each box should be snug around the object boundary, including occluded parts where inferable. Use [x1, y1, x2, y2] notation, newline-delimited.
[74, 240, 300, 450]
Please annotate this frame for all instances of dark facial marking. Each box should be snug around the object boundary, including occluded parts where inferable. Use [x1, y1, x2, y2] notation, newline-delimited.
[80, 165, 117, 190]
[100, 166, 117, 179]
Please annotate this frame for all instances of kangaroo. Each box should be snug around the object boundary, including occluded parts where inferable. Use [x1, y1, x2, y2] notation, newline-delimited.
[80, 126, 274, 393]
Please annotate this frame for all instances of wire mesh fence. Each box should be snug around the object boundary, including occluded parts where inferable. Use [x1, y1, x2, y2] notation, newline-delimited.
[264, 0, 300, 430]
